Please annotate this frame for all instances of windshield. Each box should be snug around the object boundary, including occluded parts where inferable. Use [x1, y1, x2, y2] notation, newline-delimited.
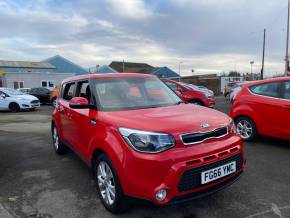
[92, 77, 181, 111]
[182, 83, 198, 90]
[3, 88, 24, 96]
[198, 86, 207, 90]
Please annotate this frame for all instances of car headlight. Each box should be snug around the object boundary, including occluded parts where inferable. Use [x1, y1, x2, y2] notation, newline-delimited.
[119, 128, 175, 153]
[203, 93, 212, 98]
[229, 119, 237, 134]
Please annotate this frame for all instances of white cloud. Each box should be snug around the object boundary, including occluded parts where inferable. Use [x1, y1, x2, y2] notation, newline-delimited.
[105, 0, 153, 19]
[0, 0, 287, 76]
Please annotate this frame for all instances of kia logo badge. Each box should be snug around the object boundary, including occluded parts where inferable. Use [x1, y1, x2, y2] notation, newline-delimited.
[201, 123, 210, 128]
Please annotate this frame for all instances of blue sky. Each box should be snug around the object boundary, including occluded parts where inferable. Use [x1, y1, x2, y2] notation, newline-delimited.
[0, 0, 288, 76]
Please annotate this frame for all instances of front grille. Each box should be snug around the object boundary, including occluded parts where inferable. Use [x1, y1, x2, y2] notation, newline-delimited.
[31, 100, 39, 104]
[178, 153, 243, 192]
[170, 171, 242, 205]
[181, 127, 228, 145]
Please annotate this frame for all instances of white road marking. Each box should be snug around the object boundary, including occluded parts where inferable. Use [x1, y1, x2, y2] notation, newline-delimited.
[271, 203, 284, 218]
[245, 204, 290, 218]
[0, 203, 14, 218]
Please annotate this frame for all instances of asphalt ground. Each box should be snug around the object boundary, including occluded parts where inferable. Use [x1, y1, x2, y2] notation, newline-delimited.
[1, 97, 290, 218]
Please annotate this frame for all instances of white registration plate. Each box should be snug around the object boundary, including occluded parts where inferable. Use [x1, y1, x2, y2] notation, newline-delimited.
[201, 161, 236, 184]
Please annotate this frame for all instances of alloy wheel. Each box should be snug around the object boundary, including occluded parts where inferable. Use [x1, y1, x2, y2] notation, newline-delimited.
[236, 120, 253, 139]
[97, 161, 116, 206]
[52, 99, 57, 108]
[52, 127, 59, 150]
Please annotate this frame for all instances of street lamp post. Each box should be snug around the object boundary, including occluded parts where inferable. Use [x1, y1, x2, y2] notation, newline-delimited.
[250, 61, 254, 80]
[178, 61, 182, 82]
[285, 0, 290, 76]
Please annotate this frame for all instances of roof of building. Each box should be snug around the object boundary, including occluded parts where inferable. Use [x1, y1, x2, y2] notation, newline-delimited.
[0, 60, 55, 69]
[152, 66, 180, 78]
[109, 61, 155, 74]
[43, 55, 89, 75]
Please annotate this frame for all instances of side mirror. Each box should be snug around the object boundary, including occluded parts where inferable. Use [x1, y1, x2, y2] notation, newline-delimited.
[177, 87, 184, 93]
[69, 97, 95, 109]
[175, 90, 182, 95]
[0, 93, 6, 99]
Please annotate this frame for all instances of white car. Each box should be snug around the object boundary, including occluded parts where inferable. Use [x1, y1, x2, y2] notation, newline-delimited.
[0, 88, 40, 112]
[229, 82, 250, 103]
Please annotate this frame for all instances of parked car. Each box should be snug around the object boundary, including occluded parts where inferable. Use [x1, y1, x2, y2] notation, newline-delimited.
[0, 88, 40, 112]
[230, 77, 290, 141]
[224, 82, 237, 98]
[17, 88, 31, 94]
[29, 87, 51, 104]
[229, 82, 250, 103]
[50, 85, 60, 107]
[52, 73, 245, 213]
[164, 80, 215, 107]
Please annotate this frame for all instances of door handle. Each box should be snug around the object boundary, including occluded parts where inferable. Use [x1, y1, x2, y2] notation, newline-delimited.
[90, 119, 97, 126]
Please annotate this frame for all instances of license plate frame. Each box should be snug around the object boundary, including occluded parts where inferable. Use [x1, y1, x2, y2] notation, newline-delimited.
[201, 161, 236, 184]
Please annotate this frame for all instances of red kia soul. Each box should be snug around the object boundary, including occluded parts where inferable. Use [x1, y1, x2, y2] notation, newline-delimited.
[51, 73, 245, 213]
[231, 77, 290, 142]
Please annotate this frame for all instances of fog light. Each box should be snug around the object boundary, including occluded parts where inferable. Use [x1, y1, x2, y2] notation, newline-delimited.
[155, 189, 167, 201]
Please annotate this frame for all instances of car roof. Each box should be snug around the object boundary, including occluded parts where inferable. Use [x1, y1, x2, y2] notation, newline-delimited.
[242, 76, 290, 87]
[62, 73, 156, 84]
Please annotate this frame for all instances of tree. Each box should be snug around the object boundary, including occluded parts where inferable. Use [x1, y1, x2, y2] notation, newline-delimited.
[228, 71, 241, 77]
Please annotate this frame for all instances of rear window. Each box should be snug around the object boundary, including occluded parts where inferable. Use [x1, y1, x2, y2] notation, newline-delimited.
[249, 82, 280, 98]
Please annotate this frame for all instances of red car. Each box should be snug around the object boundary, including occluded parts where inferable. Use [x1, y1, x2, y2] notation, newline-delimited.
[164, 80, 215, 107]
[52, 73, 245, 213]
[230, 77, 290, 142]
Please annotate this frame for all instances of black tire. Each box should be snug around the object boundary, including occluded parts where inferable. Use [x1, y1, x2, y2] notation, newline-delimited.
[189, 99, 203, 106]
[235, 117, 258, 142]
[9, 102, 20, 112]
[51, 97, 57, 108]
[51, 123, 69, 155]
[93, 154, 128, 213]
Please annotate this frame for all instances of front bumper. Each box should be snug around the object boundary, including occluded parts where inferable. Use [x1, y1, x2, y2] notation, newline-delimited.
[206, 98, 216, 108]
[120, 135, 245, 205]
[20, 103, 40, 109]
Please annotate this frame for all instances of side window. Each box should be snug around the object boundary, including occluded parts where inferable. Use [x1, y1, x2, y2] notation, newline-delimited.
[41, 81, 47, 88]
[62, 82, 76, 101]
[76, 81, 91, 103]
[165, 82, 177, 91]
[30, 88, 39, 94]
[41, 88, 50, 94]
[48, 81, 55, 88]
[250, 82, 281, 98]
[283, 82, 290, 100]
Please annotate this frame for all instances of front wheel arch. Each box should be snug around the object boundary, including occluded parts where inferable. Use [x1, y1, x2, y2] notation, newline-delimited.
[189, 99, 204, 106]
